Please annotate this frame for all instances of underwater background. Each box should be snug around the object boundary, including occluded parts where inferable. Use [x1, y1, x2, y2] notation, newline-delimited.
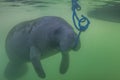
[0, 0, 120, 80]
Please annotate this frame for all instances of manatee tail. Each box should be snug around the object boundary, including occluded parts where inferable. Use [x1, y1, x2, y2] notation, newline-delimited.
[4, 61, 28, 80]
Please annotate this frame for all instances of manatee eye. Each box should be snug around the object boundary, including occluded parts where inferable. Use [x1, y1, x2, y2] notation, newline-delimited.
[54, 27, 62, 35]
[68, 32, 75, 40]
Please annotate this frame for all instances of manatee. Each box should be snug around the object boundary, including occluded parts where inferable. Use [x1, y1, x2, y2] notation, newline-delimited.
[4, 16, 80, 80]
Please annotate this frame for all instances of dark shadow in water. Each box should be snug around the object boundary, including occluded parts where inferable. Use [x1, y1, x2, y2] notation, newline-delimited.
[5, 0, 23, 1]
[33, 5, 48, 8]
[4, 0, 56, 5]
[3, 0, 56, 8]
[10, 4, 21, 7]
[21, 1, 56, 5]
[87, 1, 120, 23]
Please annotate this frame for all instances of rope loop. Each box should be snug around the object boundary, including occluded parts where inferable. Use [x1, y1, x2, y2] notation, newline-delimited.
[71, 0, 90, 48]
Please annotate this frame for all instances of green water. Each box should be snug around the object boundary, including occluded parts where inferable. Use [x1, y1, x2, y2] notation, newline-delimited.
[0, 0, 120, 80]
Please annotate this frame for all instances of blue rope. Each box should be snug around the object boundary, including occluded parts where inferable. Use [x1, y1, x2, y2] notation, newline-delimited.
[71, 0, 90, 48]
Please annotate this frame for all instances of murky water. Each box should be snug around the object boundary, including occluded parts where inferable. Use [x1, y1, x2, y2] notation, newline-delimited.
[0, 0, 120, 80]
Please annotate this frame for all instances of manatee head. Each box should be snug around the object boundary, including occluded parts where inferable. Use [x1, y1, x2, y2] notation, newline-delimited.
[72, 38, 81, 51]
[72, 33, 81, 51]
[60, 30, 81, 52]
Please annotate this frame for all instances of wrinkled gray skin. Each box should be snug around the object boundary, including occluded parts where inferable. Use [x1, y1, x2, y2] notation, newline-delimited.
[5, 16, 80, 80]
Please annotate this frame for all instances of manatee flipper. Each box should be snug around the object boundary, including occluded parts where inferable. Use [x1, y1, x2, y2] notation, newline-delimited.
[60, 52, 69, 74]
[4, 61, 27, 80]
[30, 46, 46, 78]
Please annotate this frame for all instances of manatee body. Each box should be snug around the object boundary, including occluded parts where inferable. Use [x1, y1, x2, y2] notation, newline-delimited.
[5, 16, 80, 80]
